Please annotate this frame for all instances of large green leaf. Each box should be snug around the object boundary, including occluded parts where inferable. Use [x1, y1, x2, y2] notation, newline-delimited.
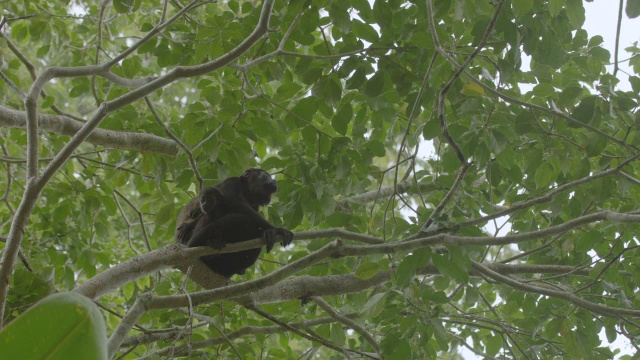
[0, 293, 107, 360]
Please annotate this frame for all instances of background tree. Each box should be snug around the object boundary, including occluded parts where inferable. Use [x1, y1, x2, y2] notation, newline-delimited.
[1, 0, 640, 358]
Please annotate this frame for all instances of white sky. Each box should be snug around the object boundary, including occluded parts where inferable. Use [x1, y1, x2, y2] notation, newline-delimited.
[584, 1, 639, 91]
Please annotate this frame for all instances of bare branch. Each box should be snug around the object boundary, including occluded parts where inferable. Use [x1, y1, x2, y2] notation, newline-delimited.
[314, 297, 381, 355]
[0, 106, 178, 156]
[472, 261, 640, 317]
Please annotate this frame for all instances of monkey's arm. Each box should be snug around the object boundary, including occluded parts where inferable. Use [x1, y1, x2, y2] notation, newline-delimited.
[223, 201, 294, 252]
[186, 213, 262, 250]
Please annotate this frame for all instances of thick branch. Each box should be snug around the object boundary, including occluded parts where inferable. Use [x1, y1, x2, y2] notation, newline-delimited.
[0, 106, 179, 156]
[235, 272, 390, 305]
[75, 210, 640, 301]
[107, 293, 152, 358]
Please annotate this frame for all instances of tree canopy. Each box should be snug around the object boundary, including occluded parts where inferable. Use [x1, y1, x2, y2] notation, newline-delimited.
[1, 0, 640, 358]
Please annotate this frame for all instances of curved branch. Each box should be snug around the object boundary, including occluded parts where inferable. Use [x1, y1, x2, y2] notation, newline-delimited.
[472, 261, 640, 317]
[335, 180, 434, 211]
[107, 293, 152, 358]
[236, 272, 390, 305]
[75, 210, 640, 301]
[0, 106, 178, 156]
[314, 297, 381, 355]
[134, 314, 358, 358]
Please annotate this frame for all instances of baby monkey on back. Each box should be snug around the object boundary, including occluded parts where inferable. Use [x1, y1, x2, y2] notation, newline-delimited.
[175, 168, 294, 278]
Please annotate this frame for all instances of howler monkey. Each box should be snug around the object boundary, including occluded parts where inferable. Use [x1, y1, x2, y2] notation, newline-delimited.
[175, 169, 294, 278]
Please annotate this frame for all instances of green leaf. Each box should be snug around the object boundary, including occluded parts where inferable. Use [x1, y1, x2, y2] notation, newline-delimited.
[483, 332, 502, 356]
[113, 0, 141, 13]
[627, 0, 640, 18]
[274, 83, 302, 102]
[312, 75, 342, 105]
[373, 0, 393, 28]
[355, 261, 382, 279]
[548, 0, 563, 17]
[365, 140, 386, 157]
[301, 67, 323, 84]
[539, 38, 566, 69]
[566, 0, 585, 28]
[570, 95, 598, 125]
[41, 95, 55, 109]
[396, 255, 420, 288]
[576, 231, 600, 252]
[381, 333, 412, 360]
[137, 37, 157, 54]
[155, 204, 175, 226]
[0, 293, 107, 360]
[332, 103, 353, 135]
[421, 287, 449, 304]
[14, 25, 30, 45]
[299, 8, 320, 33]
[531, 83, 555, 98]
[410, 31, 432, 49]
[365, 72, 386, 98]
[534, 162, 554, 188]
[585, 136, 608, 157]
[329, 3, 352, 34]
[361, 293, 386, 316]
[37, 44, 50, 58]
[423, 116, 440, 140]
[122, 56, 142, 78]
[288, 97, 319, 125]
[346, 67, 367, 89]
[431, 248, 469, 283]
[330, 323, 346, 346]
[564, 331, 590, 359]
[512, 0, 533, 18]
[353, 20, 380, 43]
[489, 130, 508, 155]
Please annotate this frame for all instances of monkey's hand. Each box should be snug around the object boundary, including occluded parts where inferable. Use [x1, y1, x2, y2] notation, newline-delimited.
[188, 206, 203, 219]
[263, 228, 294, 253]
[176, 222, 194, 244]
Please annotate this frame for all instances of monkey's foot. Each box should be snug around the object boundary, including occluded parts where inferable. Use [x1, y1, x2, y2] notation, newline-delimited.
[263, 228, 294, 253]
[278, 228, 294, 247]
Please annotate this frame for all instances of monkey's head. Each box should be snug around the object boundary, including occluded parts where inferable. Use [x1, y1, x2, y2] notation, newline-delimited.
[241, 168, 278, 206]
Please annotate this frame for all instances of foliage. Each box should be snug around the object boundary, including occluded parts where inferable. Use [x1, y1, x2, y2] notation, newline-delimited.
[1, 0, 640, 358]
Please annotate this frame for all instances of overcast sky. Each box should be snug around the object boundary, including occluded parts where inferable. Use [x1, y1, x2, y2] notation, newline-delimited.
[584, 1, 639, 91]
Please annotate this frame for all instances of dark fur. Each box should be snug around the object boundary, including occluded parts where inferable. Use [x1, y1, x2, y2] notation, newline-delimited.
[175, 169, 293, 277]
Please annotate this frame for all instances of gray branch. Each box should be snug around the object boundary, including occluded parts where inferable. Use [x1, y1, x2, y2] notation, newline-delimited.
[0, 106, 178, 156]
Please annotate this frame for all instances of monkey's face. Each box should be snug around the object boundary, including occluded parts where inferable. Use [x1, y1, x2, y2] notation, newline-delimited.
[243, 168, 278, 199]
[256, 169, 278, 194]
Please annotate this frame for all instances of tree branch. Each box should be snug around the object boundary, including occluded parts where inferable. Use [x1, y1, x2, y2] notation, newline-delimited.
[472, 260, 640, 317]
